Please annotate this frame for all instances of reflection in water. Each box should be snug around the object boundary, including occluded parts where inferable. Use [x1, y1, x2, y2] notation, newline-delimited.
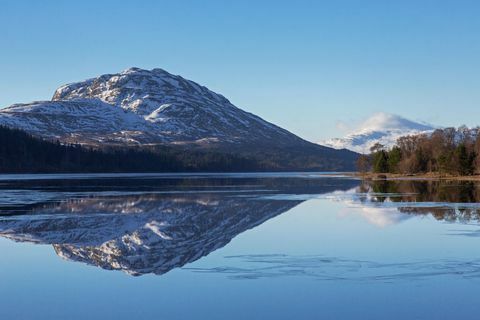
[49, 195, 299, 276]
[362, 180, 480, 203]
[0, 175, 358, 276]
[0, 195, 299, 276]
[2, 175, 480, 277]
[353, 180, 480, 225]
[340, 206, 413, 228]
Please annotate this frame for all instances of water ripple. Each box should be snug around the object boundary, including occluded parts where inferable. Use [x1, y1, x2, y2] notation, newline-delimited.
[185, 254, 480, 282]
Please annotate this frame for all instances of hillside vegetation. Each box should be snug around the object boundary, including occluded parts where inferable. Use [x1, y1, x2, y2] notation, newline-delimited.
[0, 125, 356, 173]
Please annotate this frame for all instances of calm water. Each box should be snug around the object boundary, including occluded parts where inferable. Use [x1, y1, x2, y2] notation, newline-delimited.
[1, 173, 480, 319]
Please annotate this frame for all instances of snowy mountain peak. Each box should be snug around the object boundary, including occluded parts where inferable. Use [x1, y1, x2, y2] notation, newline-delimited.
[52, 67, 231, 116]
[321, 113, 436, 153]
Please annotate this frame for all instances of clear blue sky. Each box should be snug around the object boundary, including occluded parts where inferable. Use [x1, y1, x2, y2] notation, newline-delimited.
[1, 0, 479, 141]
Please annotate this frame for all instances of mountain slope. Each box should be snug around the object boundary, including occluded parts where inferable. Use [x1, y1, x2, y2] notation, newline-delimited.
[0, 99, 158, 145]
[321, 113, 435, 153]
[0, 125, 265, 173]
[0, 67, 358, 170]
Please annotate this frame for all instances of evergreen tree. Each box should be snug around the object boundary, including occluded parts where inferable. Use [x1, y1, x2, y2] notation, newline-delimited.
[387, 147, 401, 173]
[372, 150, 389, 173]
[455, 144, 475, 175]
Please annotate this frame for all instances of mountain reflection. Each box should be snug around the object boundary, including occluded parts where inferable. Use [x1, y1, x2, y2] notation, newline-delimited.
[0, 175, 358, 276]
[4, 175, 478, 276]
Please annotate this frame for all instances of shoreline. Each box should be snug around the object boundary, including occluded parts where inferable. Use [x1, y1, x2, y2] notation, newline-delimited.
[351, 172, 480, 181]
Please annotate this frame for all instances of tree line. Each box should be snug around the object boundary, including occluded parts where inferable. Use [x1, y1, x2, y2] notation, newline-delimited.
[357, 126, 480, 176]
[0, 125, 356, 173]
[0, 125, 262, 173]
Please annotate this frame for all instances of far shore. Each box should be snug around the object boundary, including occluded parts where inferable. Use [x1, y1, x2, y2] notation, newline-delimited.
[350, 172, 480, 181]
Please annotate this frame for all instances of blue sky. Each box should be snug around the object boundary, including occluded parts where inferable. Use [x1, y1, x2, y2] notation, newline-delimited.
[1, 0, 479, 141]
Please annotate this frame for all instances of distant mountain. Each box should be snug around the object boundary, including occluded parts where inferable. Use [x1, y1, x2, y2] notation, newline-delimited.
[0, 67, 358, 171]
[321, 113, 435, 153]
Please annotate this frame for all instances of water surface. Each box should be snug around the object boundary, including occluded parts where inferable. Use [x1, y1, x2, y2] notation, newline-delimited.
[1, 174, 480, 319]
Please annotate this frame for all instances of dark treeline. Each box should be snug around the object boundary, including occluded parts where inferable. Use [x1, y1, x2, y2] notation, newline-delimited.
[0, 126, 262, 173]
[357, 126, 480, 175]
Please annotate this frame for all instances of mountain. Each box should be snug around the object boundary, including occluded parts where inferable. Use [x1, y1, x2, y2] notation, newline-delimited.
[0, 67, 358, 170]
[321, 113, 435, 153]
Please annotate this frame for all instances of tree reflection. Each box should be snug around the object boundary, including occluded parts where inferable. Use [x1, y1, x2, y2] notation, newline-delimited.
[358, 180, 480, 223]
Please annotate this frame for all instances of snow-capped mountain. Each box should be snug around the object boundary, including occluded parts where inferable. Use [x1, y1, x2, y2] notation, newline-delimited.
[0, 68, 293, 147]
[321, 113, 435, 153]
[0, 67, 358, 170]
[2, 67, 295, 147]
